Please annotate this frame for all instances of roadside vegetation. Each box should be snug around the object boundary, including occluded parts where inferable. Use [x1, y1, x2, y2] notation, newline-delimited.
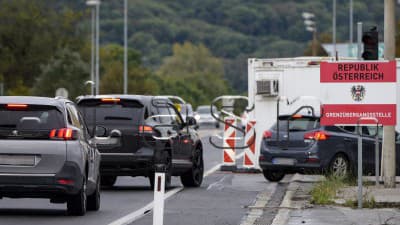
[310, 175, 378, 208]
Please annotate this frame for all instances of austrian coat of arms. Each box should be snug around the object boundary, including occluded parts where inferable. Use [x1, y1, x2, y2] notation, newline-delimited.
[351, 85, 366, 102]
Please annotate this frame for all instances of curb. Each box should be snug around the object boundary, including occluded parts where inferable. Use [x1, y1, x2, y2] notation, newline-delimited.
[239, 183, 278, 225]
[270, 182, 298, 225]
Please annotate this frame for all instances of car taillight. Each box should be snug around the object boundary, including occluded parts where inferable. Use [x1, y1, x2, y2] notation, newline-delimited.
[57, 179, 74, 185]
[263, 130, 272, 139]
[50, 128, 77, 140]
[304, 130, 329, 141]
[139, 125, 153, 133]
[6, 104, 28, 110]
[101, 98, 120, 103]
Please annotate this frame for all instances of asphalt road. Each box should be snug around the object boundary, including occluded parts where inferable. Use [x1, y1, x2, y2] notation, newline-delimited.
[0, 127, 278, 225]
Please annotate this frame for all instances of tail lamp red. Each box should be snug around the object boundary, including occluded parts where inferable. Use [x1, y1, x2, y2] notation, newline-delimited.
[57, 179, 74, 185]
[50, 128, 77, 140]
[6, 104, 28, 110]
[304, 130, 329, 141]
[101, 98, 120, 103]
[139, 125, 153, 133]
[263, 130, 272, 139]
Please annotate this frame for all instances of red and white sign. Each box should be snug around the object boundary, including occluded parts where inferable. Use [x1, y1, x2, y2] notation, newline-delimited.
[243, 120, 257, 168]
[320, 61, 396, 125]
[223, 118, 236, 165]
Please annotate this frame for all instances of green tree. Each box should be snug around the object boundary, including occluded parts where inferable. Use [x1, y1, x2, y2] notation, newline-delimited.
[0, 0, 86, 95]
[157, 42, 230, 106]
[31, 48, 89, 99]
[99, 44, 159, 95]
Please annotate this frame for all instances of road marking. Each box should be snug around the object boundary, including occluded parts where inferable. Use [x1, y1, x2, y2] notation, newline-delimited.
[108, 136, 245, 225]
[107, 162, 225, 225]
[107, 187, 183, 225]
[207, 175, 227, 191]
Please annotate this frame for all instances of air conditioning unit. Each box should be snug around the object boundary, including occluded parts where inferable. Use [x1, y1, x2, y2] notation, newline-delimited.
[256, 80, 279, 96]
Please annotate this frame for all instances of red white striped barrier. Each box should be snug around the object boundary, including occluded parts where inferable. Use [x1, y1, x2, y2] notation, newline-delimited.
[222, 118, 236, 165]
[243, 120, 257, 168]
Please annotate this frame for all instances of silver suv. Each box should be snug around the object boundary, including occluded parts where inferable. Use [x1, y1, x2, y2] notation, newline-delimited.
[0, 96, 101, 216]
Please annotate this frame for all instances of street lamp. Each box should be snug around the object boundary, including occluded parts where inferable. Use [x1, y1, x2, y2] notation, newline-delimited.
[302, 12, 317, 56]
[123, 0, 128, 94]
[86, 0, 101, 95]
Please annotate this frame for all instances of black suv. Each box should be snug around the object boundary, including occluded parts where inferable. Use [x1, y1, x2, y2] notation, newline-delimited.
[0, 96, 101, 216]
[76, 95, 204, 188]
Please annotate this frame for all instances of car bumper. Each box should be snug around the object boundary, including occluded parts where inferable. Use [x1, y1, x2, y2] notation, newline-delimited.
[0, 161, 84, 198]
[99, 147, 156, 176]
[259, 160, 323, 174]
[259, 142, 326, 174]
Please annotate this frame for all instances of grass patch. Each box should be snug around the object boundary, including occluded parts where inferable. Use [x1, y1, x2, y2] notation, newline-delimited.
[310, 175, 346, 204]
[343, 196, 377, 208]
[310, 175, 379, 207]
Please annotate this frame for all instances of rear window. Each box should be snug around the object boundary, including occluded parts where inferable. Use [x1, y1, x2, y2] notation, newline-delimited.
[197, 106, 217, 114]
[0, 105, 64, 139]
[78, 99, 144, 126]
[271, 116, 320, 132]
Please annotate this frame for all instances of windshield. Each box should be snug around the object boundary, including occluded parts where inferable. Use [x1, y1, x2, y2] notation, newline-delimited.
[0, 105, 64, 139]
[271, 116, 320, 132]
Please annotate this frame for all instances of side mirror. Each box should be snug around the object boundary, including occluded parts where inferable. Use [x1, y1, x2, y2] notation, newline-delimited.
[95, 126, 107, 137]
[187, 116, 197, 127]
[110, 129, 122, 138]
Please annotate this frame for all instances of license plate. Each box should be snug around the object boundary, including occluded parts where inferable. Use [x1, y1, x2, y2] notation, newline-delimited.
[94, 137, 119, 146]
[272, 158, 295, 165]
[0, 155, 36, 166]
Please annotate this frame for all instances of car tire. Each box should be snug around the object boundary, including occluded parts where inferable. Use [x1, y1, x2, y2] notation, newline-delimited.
[149, 151, 172, 190]
[67, 178, 87, 216]
[101, 176, 116, 187]
[262, 170, 285, 182]
[180, 147, 204, 187]
[87, 175, 100, 211]
[329, 153, 350, 178]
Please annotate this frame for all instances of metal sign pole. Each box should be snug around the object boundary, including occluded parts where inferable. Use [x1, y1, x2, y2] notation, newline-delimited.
[357, 126, 363, 209]
[357, 22, 362, 60]
[356, 117, 379, 209]
[375, 131, 379, 186]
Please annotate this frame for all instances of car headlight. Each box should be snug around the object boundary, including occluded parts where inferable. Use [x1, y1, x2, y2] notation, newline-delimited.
[194, 114, 200, 121]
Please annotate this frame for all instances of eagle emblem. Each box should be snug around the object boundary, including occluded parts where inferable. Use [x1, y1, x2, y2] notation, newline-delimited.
[351, 85, 366, 102]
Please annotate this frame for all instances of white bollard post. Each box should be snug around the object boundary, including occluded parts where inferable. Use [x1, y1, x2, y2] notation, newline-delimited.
[153, 172, 165, 225]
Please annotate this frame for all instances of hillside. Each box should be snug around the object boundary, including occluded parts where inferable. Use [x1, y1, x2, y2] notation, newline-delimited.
[94, 0, 389, 93]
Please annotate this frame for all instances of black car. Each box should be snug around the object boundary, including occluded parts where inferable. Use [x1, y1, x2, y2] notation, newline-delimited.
[0, 96, 101, 216]
[76, 95, 204, 188]
[259, 114, 400, 182]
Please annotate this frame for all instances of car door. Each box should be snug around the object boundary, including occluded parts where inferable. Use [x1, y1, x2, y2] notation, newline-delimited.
[168, 105, 192, 161]
[339, 125, 377, 175]
[78, 110, 100, 183]
[66, 103, 95, 184]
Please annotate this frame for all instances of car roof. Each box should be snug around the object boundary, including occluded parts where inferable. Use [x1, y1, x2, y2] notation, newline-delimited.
[0, 96, 69, 109]
[76, 94, 154, 103]
[76, 95, 175, 110]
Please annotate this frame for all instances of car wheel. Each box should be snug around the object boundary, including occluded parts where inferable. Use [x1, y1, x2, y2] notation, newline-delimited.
[149, 151, 172, 190]
[262, 170, 285, 182]
[87, 175, 100, 211]
[101, 176, 116, 187]
[329, 154, 350, 178]
[180, 147, 204, 187]
[67, 178, 87, 216]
